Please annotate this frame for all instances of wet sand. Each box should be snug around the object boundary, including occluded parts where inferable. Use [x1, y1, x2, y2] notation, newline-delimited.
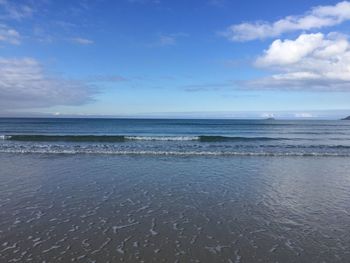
[1, 154, 350, 262]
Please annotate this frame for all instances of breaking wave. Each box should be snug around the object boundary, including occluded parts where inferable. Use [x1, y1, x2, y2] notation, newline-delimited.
[0, 134, 284, 142]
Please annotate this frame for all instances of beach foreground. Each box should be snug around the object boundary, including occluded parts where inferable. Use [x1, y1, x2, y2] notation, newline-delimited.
[1, 153, 349, 262]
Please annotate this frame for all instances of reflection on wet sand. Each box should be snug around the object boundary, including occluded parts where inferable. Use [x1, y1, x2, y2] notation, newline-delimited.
[1, 154, 350, 262]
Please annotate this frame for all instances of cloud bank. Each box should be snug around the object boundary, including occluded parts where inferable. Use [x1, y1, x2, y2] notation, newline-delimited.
[224, 1, 350, 41]
[246, 32, 350, 91]
[0, 57, 95, 110]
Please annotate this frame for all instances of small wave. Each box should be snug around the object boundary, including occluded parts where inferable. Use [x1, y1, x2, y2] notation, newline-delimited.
[0, 135, 12, 140]
[198, 136, 282, 142]
[1, 135, 126, 142]
[125, 136, 199, 141]
[0, 134, 286, 142]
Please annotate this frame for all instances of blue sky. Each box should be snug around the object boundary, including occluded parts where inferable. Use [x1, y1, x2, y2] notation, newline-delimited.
[1, 0, 350, 118]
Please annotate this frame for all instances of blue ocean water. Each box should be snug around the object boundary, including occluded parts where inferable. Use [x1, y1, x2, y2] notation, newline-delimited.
[1, 118, 350, 156]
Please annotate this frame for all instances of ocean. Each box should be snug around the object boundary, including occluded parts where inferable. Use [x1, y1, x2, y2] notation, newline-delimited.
[0, 118, 350, 262]
[1, 118, 350, 156]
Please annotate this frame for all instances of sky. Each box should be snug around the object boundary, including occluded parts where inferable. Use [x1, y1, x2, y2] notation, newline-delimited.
[1, 0, 350, 118]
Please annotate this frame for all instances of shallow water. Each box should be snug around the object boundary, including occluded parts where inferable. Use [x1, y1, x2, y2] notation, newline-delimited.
[1, 154, 349, 262]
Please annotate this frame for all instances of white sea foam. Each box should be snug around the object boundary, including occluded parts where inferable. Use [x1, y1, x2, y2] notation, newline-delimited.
[125, 136, 199, 141]
[0, 148, 349, 157]
[0, 135, 11, 140]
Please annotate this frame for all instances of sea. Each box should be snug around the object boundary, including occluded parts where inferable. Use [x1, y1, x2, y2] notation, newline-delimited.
[0, 118, 349, 262]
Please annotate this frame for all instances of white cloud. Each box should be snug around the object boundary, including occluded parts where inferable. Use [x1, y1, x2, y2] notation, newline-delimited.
[246, 32, 350, 91]
[294, 113, 314, 118]
[224, 1, 350, 41]
[0, 24, 20, 45]
[0, 0, 34, 20]
[71, 37, 94, 45]
[255, 33, 325, 66]
[0, 57, 95, 110]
